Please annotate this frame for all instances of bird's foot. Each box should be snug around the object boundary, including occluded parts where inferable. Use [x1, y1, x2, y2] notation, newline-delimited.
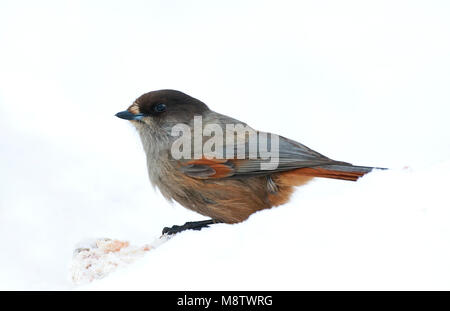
[162, 219, 220, 235]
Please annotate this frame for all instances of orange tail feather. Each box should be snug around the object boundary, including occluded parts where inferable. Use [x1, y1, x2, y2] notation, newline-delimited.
[291, 165, 375, 181]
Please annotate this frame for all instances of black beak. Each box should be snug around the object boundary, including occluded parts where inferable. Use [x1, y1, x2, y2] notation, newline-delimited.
[115, 110, 144, 120]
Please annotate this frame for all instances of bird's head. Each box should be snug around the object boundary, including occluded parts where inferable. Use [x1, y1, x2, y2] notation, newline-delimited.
[116, 89, 209, 133]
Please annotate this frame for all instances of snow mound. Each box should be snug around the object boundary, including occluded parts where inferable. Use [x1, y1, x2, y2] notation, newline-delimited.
[78, 162, 450, 290]
[70, 237, 168, 284]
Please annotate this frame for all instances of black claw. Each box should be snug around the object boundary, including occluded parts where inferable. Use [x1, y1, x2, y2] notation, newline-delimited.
[161, 219, 220, 235]
[162, 227, 172, 235]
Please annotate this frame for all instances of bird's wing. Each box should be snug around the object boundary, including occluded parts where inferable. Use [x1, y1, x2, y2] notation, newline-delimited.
[172, 113, 346, 179]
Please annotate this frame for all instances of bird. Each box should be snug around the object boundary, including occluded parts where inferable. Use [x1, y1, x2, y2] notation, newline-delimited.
[116, 89, 381, 235]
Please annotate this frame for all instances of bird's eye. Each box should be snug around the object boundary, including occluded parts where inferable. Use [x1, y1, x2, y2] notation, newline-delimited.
[153, 103, 167, 113]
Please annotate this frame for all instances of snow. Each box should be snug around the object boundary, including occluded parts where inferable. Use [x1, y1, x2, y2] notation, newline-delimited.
[80, 164, 450, 290]
[1, 0, 450, 290]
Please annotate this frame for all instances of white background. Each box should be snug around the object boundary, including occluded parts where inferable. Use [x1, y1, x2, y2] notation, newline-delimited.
[1, 0, 449, 289]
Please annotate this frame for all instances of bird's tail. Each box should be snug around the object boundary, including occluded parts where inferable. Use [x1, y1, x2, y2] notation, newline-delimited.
[291, 164, 384, 181]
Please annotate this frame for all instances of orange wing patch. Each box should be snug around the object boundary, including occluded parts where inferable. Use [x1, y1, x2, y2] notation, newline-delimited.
[185, 158, 234, 179]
